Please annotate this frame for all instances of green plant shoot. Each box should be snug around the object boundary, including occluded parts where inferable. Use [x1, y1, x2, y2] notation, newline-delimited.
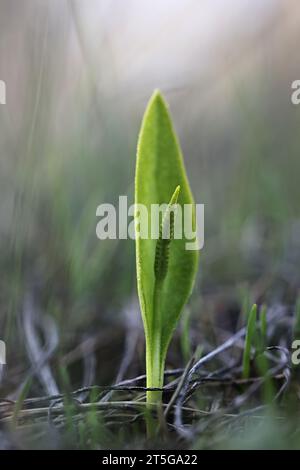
[135, 90, 199, 405]
[242, 303, 257, 379]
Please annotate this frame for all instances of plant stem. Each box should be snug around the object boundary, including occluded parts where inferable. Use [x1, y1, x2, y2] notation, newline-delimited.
[145, 280, 165, 438]
[146, 280, 164, 404]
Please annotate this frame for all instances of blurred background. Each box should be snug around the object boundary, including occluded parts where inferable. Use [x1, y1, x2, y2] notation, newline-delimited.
[0, 0, 300, 448]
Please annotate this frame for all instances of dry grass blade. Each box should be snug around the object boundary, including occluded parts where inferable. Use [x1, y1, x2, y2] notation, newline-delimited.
[19, 291, 59, 397]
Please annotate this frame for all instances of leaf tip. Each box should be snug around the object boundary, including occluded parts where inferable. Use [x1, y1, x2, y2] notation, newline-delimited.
[148, 89, 168, 111]
[174, 184, 181, 199]
[170, 185, 181, 205]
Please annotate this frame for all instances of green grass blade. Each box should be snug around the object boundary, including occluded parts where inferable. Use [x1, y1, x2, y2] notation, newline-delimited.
[242, 304, 257, 379]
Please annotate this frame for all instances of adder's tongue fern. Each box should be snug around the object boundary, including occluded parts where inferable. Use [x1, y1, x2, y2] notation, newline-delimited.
[135, 90, 199, 410]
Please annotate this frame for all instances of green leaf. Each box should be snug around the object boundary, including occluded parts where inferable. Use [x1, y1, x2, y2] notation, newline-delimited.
[242, 304, 257, 379]
[135, 90, 199, 403]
